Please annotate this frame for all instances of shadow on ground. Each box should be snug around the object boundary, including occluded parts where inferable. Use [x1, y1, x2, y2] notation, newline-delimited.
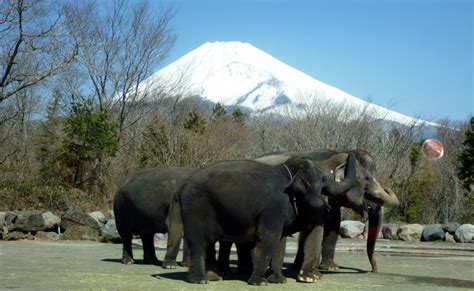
[101, 258, 163, 266]
[385, 273, 474, 289]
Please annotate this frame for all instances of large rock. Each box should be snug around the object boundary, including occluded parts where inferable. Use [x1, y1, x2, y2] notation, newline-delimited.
[5, 211, 45, 232]
[61, 209, 102, 241]
[0, 212, 6, 238]
[88, 211, 106, 225]
[0, 212, 6, 227]
[454, 224, 474, 243]
[3, 231, 34, 241]
[382, 223, 402, 239]
[104, 209, 114, 220]
[421, 224, 445, 241]
[42, 212, 61, 230]
[398, 224, 424, 241]
[100, 219, 121, 243]
[442, 222, 460, 235]
[339, 220, 365, 238]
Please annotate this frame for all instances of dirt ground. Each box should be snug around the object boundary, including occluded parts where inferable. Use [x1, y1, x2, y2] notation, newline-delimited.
[0, 238, 473, 290]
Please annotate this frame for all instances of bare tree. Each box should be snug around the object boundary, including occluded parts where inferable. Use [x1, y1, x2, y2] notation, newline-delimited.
[62, 0, 177, 133]
[0, 0, 77, 103]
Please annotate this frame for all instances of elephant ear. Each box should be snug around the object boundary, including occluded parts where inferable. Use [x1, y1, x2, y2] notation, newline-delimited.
[334, 162, 346, 182]
[284, 169, 309, 195]
[255, 154, 291, 166]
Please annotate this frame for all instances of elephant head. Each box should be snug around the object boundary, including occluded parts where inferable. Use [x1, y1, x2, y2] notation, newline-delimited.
[328, 150, 399, 272]
[326, 150, 399, 211]
[283, 153, 357, 209]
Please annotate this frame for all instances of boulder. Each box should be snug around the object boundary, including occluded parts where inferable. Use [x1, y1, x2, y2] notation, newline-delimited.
[5, 211, 45, 232]
[105, 209, 114, 220]
[35, 231, 60, 240]
[454, 224, 474, 243]
[339, 220, 365, 238]
[0, 211, 6, 227]
[3, 231, 35, 241]
[421, 224, 445, 241]
[442, 222, 460, 235]
[88, 211, 106, 225]
[42, 212, 61, 230]
[100, 219, 121, 243]
[61, 209, 101, 241]
[445, 232, 456, 243]
[0, 212, 6, 238]
[381, 223, 402, 239]
[398, 224, 424, 242]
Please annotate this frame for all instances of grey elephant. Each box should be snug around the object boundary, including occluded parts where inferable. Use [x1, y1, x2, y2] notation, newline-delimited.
[255, 149, 399, 273]
[113, 166, 197, 265]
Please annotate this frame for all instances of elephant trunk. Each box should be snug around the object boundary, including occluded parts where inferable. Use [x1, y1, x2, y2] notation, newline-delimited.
[367, 205, 382, 272]
[326, 152, 357, 195]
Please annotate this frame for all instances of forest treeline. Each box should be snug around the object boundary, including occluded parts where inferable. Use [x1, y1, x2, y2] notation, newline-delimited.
[0, 0, 472, 224]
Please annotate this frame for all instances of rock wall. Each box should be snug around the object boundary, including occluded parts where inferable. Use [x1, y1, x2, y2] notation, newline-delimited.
[0, 209, 120, 243]
[1, 209, 472, 244]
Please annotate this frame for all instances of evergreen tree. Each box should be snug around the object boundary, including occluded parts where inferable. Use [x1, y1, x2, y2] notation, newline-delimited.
[409, 143, 421, 174]
[184, 111, 206, 134]
[138, 118, 172, 167]
[458, 117, 474, 191]
[60, 99, 119, 190]
[210, 102, 227, 123]
[37, 90, 64, 184]
[231, 108, 246, 125]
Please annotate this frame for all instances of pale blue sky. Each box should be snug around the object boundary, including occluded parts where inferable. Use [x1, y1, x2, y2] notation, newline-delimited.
[159, 0, 473, 122]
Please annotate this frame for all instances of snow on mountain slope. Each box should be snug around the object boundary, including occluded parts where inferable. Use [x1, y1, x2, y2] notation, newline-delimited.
[142, 41, 435, 126]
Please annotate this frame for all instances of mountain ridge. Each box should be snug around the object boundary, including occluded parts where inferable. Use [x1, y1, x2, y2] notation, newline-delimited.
[141, 41, 437, 127]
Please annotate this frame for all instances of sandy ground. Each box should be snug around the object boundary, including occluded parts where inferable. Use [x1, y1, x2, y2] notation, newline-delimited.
[0, 238, 473, 290]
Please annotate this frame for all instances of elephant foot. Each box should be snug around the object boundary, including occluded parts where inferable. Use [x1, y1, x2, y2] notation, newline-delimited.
[179, 260, 190, 267]
[206, 270, 222, 281]
[187, 273, 209, 284]
[121, 256, 134, 265]
[297, 269, 322, 283]
[319, 260, 339, 271]
[248, 276, 268, 286]
[162, 259, 177, 269]
[267, 273, 287, 284]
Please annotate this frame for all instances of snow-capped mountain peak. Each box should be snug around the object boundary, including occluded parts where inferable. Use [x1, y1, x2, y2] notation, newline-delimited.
[142, 41, 435, 126]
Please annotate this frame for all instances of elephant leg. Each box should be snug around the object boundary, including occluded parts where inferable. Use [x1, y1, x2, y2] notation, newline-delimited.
[142, 233, 159, 265]
[181, 239, 190, 267]
[320, 207, 341, 271]
[120, 231, 134, 265]
[293, 229, 310, 271]
[267, 237, 287, 284]
[236, 242, 254, 274]
[297, 225, 324, 283]
[217, 241, 232, 274]
[248, 218, 283, 286]
[163, 199, 183, 269]
[187, 242, 209, 284]
[205, 243, 222, 281]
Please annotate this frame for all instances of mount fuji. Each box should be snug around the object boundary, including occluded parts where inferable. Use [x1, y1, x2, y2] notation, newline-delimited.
[141, 41, 435, 126]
